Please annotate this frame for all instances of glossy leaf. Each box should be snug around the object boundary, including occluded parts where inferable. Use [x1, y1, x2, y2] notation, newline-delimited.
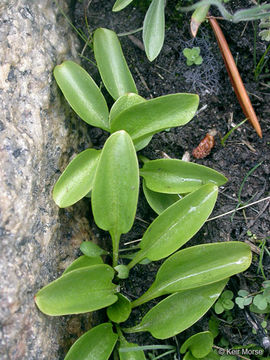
[143, 0, 165, 61]
[109, 93, 153, 157]
[64, 323, 118, 360]
[91, 131, 139, 266]
[132, 242, 252, 307]
[110, 94, 199, 149]
[119, 340, 146, 360]
[140, 159, 227, 194]
[128, 184, 218, 268]
[54, 61, 109, 130]
[53, 149, 101, 208]
[63, 255, 103, 275]
[80, 241, 108, 257]
[94, 28, 137, 100]
[35, 265, 118, 315]
[180, 331, 213, 358]
[107, 293, 131, 323]
[113, 0, 134, 12]
[109, 93, 146, 125]
[124, 279, 227, 339]
[143, 179, 180, 214]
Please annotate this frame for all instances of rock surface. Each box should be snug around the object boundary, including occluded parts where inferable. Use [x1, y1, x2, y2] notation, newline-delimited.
[0, 1, 94, 359]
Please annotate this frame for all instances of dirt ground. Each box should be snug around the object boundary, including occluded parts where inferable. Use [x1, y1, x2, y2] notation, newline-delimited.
[64, 0, 270, 358]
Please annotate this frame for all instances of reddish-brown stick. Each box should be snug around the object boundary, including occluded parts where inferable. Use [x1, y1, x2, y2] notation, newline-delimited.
[208, 16, 262, 138]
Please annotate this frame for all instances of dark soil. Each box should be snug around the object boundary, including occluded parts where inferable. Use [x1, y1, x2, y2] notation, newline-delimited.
[64, 0, 270, 358]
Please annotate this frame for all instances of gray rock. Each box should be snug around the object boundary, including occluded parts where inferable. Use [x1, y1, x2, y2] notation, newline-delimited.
[0, 1, 94, 359]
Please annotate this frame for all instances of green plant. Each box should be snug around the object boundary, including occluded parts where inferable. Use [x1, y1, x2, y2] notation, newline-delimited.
[235, 281, 270, 313]
[230, 161, 263, 221]
[214, 290, 234, 314]
[119, 343, 176, 359]
[112, 0, 270, 61]
[35, 27, 253, 359]
[257, 236, 270, 280]
[220, 119, 247, 146]
[180, 331, 214, 359]
[182, 1, 270, 23]
[235, 289, 252, 310]
[254, 43, 270, 81]
[259, 16, 270, 42]
[183, 47, 203, 66]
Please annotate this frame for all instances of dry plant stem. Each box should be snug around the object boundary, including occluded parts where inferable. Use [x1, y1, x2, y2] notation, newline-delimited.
[134, 66, 153, 98]
[208, 16, 262, 138]
[128, 35, 145, 51]
[244, 239, 260, 255]
[207, 195, 270, 221]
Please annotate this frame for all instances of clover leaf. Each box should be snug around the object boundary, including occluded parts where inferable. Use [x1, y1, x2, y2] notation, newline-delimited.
[253, 294, 268, 310]
[183, 47, 203, 66]
[235, 289, 252, 309]
[214, 290, 234, 314]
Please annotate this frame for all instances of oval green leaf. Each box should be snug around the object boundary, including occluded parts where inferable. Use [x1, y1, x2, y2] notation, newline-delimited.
[53, 149, 101, 208]
[132, 242, 252, 307]
[113, 0, 134, 12]
[35, 265, 117, 315]
[80, 241, 108, 257]
[91, 131, 139, 266]
[63, 255, 103, 275]
[93, 28, 137, 100]
[140, 159, 227, 194]
[110, 94, 199, 147]
[109, 93, 146, 124]
[143, 179, 181, 214]
[108, 92, 152, 150]
[124, 279, 227, 339]
[180, 331, 213, 358]
[64, 323, 118, 360]
[54, 61, 109, 130]
[128, 184, 218, 268]
[107, 293, 131, 323]
[143, 0, 165, 61]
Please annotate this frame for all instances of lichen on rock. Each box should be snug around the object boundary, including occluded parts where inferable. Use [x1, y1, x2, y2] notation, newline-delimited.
[0, 1, 94, 359]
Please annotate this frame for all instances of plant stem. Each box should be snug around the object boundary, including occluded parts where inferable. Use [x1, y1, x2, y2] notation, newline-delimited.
[119, 345, 175, 352]
[115, 324, 125, 341]
[151, 350, 176, 360]
[258, 239, 267, 280]
[111, 231, 121, 268]
[220, 119, 247, 146]
[207, 195, 270, 221]
[117, 27, 143, 37]
[131, 291, 154, 308]
[127, 250, 145, 270]
[254, 44, 270, 81]
[58, 6, 88, 43]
